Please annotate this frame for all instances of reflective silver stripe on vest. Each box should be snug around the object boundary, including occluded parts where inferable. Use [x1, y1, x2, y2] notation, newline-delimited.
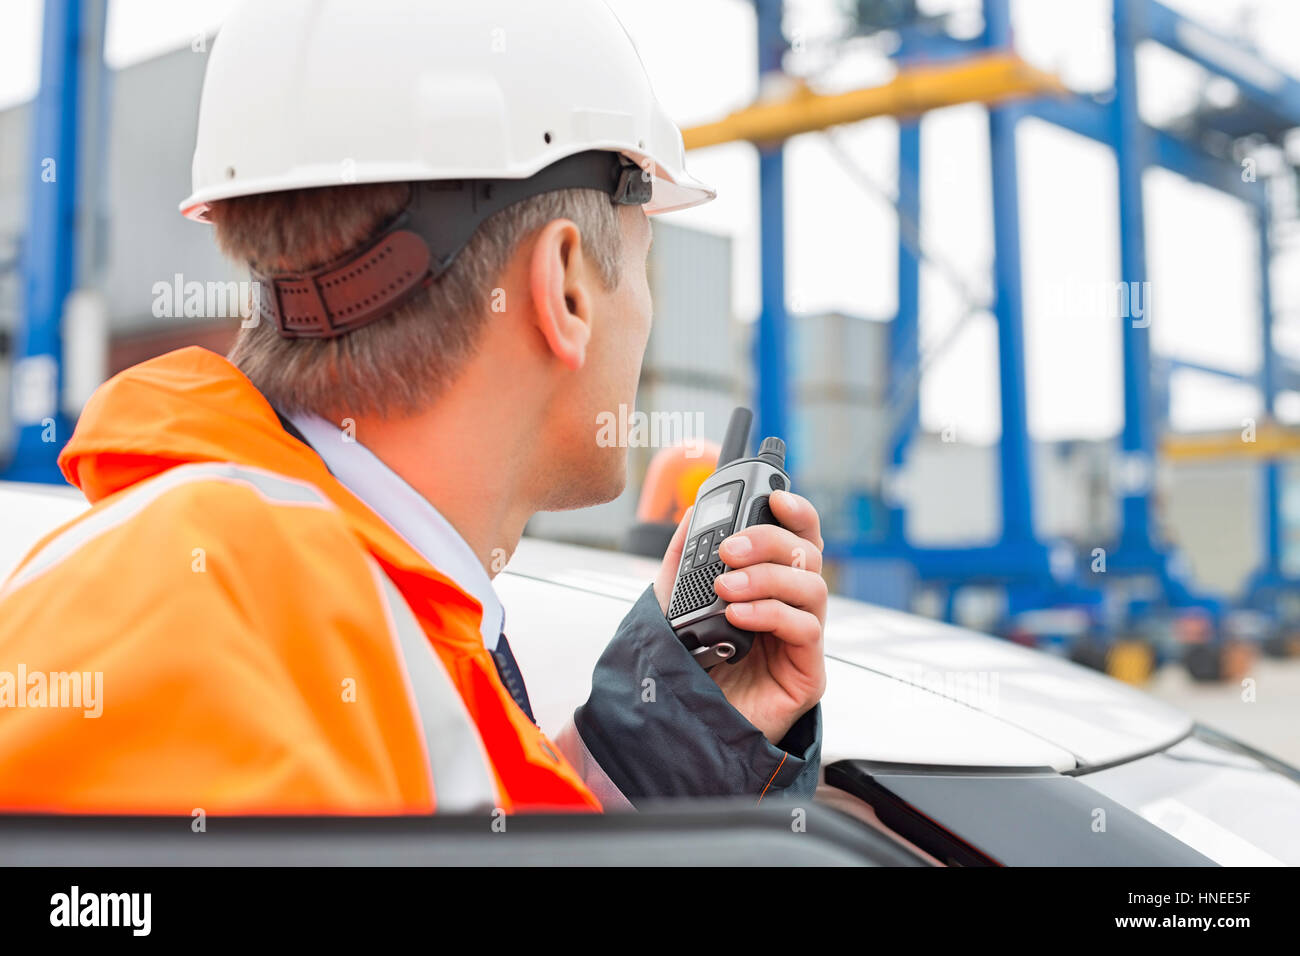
[3, 462, 331, 596]
[365, 559, 500, 813]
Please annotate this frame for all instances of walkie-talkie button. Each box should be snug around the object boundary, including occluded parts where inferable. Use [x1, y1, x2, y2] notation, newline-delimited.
[693, 540, 711, 566]
[769, 473, 786, 491]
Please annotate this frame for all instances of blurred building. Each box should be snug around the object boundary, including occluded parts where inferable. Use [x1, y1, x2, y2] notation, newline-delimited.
[0, 43, 242, 396]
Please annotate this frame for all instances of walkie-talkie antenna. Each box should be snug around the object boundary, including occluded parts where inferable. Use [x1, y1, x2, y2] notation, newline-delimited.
[718, 407, 753, 467]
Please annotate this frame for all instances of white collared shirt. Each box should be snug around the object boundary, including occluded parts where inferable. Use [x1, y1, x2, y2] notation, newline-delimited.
[289, 413, 503, 651]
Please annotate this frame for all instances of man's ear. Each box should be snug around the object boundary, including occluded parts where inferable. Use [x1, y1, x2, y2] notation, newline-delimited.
[529, 218, 593, 371]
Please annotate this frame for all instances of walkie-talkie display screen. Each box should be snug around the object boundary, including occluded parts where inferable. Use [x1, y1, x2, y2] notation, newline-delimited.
[695, 483, 739, 529]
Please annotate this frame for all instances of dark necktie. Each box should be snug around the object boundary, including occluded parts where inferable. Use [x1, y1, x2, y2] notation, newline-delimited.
[490, 633, 536, 725]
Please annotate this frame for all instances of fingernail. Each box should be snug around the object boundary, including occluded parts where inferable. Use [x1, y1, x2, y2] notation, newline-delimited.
[718, 570, 748, 591]
[729, 602, 753, 620]
[775, 490, 797, 511]
[723, 535, 752, 557]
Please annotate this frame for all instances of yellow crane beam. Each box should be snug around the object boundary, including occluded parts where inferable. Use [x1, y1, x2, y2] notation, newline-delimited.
[682, 51, 1067, 150]
[1162, 425, 1300, 462]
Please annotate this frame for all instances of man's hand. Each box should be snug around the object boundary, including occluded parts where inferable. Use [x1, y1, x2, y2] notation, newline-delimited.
[653, 491, 828, 745]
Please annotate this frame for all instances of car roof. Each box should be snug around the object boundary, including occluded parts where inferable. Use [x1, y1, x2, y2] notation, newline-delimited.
[0, 482, 1192, 772]
[0, 481, 88, 577]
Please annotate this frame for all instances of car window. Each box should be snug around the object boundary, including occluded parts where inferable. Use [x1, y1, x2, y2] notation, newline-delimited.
[825, 760, 1216, 866]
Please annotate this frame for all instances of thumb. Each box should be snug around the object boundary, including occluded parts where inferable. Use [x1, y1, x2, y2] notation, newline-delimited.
[653, 506, 693, 614]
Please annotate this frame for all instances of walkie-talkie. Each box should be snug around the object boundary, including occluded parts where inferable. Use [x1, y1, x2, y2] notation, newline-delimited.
[666, 407, 789, 670]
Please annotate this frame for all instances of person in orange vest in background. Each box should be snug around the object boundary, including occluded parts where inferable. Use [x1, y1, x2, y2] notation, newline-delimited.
[0, 0, 827, 815]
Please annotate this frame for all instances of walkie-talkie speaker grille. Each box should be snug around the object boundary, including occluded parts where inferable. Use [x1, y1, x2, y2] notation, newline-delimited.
[668, 561, 728, 619]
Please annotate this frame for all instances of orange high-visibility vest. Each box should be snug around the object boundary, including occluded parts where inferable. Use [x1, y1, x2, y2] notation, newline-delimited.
[0, 347, 601, 815]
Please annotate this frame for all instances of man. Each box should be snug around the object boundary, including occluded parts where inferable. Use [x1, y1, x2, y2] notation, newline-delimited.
[0, 0, 827, 814]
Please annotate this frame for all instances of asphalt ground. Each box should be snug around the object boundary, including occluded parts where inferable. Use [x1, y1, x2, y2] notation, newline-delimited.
[1145, 656, 1300, 766]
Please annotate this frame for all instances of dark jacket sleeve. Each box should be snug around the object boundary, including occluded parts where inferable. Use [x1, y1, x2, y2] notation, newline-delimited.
[572, 584, 821, 807]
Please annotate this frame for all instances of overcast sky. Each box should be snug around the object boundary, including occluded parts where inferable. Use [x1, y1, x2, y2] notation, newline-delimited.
[2, 0, 1299, 442]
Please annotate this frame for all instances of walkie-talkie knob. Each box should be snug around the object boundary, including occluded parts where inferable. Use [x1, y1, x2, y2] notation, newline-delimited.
[757, 436, 786, 470]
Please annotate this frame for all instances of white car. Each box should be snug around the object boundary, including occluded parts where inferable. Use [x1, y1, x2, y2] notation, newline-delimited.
[2, 481, 1298, 866]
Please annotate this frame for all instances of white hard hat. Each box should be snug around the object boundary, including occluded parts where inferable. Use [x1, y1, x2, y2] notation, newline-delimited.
[180, 0, 715, 221]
